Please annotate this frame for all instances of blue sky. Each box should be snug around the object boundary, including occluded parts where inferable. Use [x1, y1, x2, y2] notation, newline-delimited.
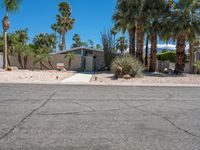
[0, 0, 116, 48]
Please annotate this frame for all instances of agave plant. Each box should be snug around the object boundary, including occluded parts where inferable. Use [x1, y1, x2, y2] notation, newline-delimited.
[111, 55, 144, 78]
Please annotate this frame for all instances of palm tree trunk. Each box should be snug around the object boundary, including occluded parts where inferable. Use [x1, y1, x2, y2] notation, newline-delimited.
[149, 32, 157, 72]
[7, 54, 11, 66]
[41, 62, 52, 70]
[189, 42, 195, 74]
[3, 8, 9, 70]
[61, 33, 66, 51]
[3, 31, 8, 69]
[18, 53, 24, 69]
[48, 60, 54, 69]
[145, 33, 149, 68]
[24, 55, 28, 69]
[175, 33, 186, 74]
[40, 62, 43, 70]
[68, 59, 72, 70]
[136, 17, 144, 63]
[128, 27, 136, 57]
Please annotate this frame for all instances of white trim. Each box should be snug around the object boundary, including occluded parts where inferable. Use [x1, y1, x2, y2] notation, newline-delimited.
[52, 47, 104, 55]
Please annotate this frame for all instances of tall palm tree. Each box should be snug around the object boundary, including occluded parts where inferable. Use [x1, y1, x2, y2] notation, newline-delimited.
[71, 34, 81, 48]
[144, 0, 169, 72]
[52, 2, 75, 51]
[116, 36, 128, 54]
[165, 0, 200, 74]
[2, 0, 22, 69]
[144, 33, 149, 68]
[111, 28, 118, 51]
[113, 0, 136, 57]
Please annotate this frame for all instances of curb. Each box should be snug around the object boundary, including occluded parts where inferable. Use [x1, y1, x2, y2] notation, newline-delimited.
[0, 81, 200, 87]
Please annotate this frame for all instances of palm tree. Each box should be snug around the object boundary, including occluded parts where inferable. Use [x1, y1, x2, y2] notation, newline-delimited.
[144, 33, 149, 68]
[144, 0, 169, 72]
[116, 36, 128, 54]
[87, 39, 94, 48]
[52, 2, 75, 51]
[15, 29, 29, 69]
[0, 35, 3, 52]
[71, 34, 81, 48]
[189, 38, 200, 73]
[111, 28, 118, 51]
[165, 0, 200, 74]
[65, 52, 75, 70]
[113, 0, 136, 57]
[96, 44, 102, 49]
[33, 33, 56, 69]
[2, 0, 22, 69]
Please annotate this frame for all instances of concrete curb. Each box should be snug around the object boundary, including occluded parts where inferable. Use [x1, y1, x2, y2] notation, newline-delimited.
[0, 81, 200, 87]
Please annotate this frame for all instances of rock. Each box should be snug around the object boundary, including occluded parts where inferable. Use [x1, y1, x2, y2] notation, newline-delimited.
[6, 66, 12, 71]
[6, 66, 18, 71]
[115, 66, 123, 79]
[94, 76, 98, 81]
[12, 67, 18, 71]
[61, 68, 66, 71]
[123, 74, 132, 80]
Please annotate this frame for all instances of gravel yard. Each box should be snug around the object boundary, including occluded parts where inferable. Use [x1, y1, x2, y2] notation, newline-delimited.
[91, 72, 200, 85]
[0, 69, 75, 83]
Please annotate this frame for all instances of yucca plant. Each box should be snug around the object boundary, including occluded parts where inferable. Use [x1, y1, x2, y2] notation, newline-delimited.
[111, 55, 144, 78]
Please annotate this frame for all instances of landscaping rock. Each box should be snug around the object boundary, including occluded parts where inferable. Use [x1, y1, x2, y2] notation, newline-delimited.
[6, 66, 18, 71]
[115, 66, 123, 79]
[123, 74, 132, 80]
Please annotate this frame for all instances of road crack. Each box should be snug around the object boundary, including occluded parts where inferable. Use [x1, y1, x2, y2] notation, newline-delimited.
[0, 92, 55, 141]
[118, 95, 200, 139]
[73, 102, 96, 112]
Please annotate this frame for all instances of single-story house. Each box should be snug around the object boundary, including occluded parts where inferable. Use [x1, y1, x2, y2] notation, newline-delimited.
[0, 47, 105, 71]
[54, 47, 105, 71]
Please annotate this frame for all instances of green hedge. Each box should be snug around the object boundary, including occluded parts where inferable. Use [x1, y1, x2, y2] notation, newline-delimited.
[157, 51, 176, 63]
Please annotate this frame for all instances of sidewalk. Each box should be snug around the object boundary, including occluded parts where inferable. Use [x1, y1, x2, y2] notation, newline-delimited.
[61, 73, 93, 83]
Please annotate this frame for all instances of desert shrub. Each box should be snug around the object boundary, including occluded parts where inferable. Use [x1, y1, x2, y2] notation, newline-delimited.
[111, 55, 144, 78]
[157, 51, 176, 63]
[194, 61, 200, 74]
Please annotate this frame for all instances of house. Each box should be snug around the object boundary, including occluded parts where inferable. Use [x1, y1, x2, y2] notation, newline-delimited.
[52, 47, 105, 71]
[1, 47, 104, 71]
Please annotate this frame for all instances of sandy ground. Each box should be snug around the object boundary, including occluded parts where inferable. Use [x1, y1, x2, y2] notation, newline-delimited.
[0, 69, 75, 83]
[91, 72, 200, 85]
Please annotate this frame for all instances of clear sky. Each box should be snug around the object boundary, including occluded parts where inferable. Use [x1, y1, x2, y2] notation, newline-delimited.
[0, 0, 116, 48]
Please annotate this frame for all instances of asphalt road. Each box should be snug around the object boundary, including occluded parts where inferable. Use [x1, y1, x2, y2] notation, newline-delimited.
[0, 84, 200, 150]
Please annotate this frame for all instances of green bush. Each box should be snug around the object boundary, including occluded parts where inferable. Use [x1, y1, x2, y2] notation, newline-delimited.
[194, 61, 200, 74]
[111, 55, 144, 78]
[157, 51, 176, 63]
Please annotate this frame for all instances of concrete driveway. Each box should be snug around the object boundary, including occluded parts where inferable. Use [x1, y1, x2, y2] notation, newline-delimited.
[0, 84, 200, 150]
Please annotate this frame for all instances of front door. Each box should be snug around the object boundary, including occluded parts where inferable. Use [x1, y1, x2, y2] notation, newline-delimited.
[84, 56, 93, 71]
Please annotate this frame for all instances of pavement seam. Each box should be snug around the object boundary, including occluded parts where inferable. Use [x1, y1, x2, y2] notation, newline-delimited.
[117, 95, 200, 139]
[0, 92, 56, 141]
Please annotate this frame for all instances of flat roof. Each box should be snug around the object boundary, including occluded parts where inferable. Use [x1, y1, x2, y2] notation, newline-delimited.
[53, 47, 104, 54]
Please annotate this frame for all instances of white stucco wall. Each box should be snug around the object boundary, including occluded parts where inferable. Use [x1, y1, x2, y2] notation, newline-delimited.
[0, 54, 3, 69]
